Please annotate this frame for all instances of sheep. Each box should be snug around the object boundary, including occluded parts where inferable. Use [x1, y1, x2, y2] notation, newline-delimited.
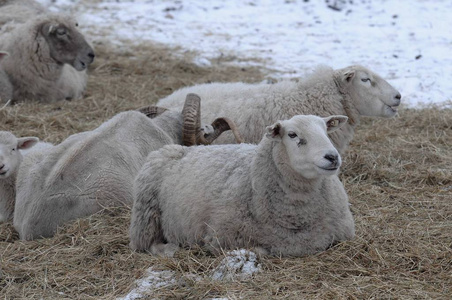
[13, 94, 239, 240]
[0, 1, 95, 103]
[157, 65, 402, 155]
[0, 131, 41, 222]
[129, 114, 355, 257]
[0, 51, 12, 103]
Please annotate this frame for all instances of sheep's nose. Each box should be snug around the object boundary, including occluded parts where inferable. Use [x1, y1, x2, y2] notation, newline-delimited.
[324, 154, 339, 166]
[394, 93, 402, 105]
[88, 51, 95, 61]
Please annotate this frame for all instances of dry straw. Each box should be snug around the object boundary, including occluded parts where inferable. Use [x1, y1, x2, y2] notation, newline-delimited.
[0, 43, 451, 299]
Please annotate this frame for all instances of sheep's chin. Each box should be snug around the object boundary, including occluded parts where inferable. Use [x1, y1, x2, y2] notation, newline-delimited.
[384, 104, 399, 117]
[316, 166, 339, 176]
[379, 98, 399, 117]
[297, 166, 338, 179]
[73, 60, 87, 71]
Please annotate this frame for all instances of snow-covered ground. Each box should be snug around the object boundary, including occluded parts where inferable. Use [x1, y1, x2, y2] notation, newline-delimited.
[41, 0, 451, 107]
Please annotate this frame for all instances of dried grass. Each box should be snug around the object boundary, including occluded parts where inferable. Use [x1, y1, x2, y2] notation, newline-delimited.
[0, 42, 451, 299]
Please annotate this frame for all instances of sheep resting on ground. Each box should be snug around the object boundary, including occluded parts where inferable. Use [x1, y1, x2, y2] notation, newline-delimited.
[0, 0, 95, 103]
[158, 65, 401, 155]
[0, 131, 42, 222]
[14, 94, 240, 240]
[129, 114, 355, 257]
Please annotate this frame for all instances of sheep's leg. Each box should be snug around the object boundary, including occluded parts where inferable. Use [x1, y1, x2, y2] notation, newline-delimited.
[129, 187, 166, 253]
[16, 194, 100, 240]
[150, 243, 179, 257]
[252, 246, 270, 256]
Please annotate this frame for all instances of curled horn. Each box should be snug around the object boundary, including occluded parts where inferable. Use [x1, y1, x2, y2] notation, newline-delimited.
[182, 93, 243, 146]
[197, 117, 244, 145]
[182, 93, 201, 146]
[138, 106, 169, 119]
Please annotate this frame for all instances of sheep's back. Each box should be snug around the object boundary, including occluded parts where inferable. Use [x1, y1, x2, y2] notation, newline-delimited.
[147, 143, 256, 245]
[158, 81, 297, 144]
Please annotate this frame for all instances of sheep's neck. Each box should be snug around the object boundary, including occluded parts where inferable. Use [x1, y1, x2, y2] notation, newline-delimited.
[20, 28, 63, 81]
[250, 140, 322, 229]
[332, 75, 360, 126]
[151, 111, 183, 143]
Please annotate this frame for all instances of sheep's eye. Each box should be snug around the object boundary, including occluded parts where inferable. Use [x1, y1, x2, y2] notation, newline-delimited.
[75, 23, 79, 27]
[11, 148, 16, 152]
[288, 132, 297, 138]
[361, 78, 371, 83]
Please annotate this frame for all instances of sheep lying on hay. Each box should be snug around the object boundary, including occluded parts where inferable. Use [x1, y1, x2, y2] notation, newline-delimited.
[129, 114, 355, 257]
[13, 94, 240, 240]
[0, 0, 95, 103]
[158, 65, 401, 155]
[0, 131, 40, 222]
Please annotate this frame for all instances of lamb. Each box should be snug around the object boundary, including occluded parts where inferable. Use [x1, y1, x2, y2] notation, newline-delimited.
[0, 51, 12, 103]
[0, 131, 42, 222]
[0, 1, 95, 103]
[14, 94, 238, 240]
[157, 65, 402, 155]
[129, 114, 355, 257]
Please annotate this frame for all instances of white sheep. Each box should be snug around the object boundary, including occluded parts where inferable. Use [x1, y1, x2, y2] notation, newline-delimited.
[14, 94, 239, 240]
[0, 51, 12, 103]
[0, 131, 40, 222]
[0, 1, 95, 103]
[129, 114, 355, 257]
[157, 65, 402, 155]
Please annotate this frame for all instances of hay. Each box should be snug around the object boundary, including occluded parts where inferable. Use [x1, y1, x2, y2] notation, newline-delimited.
[1, 42, 451, 299]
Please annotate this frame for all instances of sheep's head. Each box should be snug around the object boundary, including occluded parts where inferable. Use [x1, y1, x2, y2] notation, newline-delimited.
[266, 115, 347, 179]
[0, 132, 38, 179]
[41, 17, 95, 71]
[138, 93, 243, 146]
[336, 65, 401, 118]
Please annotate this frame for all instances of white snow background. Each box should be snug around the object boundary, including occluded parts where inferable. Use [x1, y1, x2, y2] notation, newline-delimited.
[39, 0, 451, 107]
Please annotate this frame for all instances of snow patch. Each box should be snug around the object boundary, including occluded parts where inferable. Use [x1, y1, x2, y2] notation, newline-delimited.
[211, 249, 261, 281]
[117, 267, 176, 300]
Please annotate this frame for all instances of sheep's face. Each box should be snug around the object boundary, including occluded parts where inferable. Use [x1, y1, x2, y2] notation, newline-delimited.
[0, 132, 38, 179]
[266, 115, 347, 179]
[42, 21, 95, 71]
[340, 66, 402, 118]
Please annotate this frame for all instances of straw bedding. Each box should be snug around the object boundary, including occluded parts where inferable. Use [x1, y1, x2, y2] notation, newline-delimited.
[0, 42, 450, 299]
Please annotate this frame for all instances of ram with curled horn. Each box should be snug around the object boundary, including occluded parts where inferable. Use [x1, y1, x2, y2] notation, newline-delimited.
[13, 93, 238, 240]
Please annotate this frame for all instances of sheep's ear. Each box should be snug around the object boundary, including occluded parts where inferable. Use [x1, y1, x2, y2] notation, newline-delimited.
[343, 70, 355, 83]
[265, 122, 283, 140]
[323, 115, 348, 133]
[17, 137, 39, 150]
